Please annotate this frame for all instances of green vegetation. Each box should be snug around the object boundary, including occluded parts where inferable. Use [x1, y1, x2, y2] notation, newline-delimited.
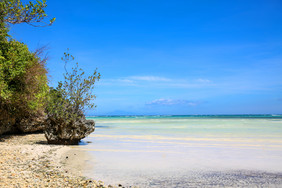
[44, 52, 100, 144]
[0, 40, 48, 117]
[0, 0, 100, 140]
[0, 0, 51, 133]
[0, 0, 55, 26]
[0, 0, 52, 130]
[47, 51, 100, 124]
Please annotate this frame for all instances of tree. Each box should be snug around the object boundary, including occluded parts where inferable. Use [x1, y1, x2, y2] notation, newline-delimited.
[45, 51, 100, 144]
[0, 39, 49, 133]
[47, 51, 100, 122]
[0, 0, 52, 134]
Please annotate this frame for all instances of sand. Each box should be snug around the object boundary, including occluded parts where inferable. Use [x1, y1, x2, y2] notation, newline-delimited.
[1, 133, 282, 187]
[0, 133, 128, 188]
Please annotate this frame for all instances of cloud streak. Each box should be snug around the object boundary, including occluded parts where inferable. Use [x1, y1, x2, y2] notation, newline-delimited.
[99, 75, 213, 89]
[128, 76, 171, 82]
[147, 98, 201, 106]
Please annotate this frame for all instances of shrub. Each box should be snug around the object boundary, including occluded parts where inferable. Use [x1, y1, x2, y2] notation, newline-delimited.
[47, 51, 100, 122]
[45, 51, 100, 144]
[0, 40, 48, 123]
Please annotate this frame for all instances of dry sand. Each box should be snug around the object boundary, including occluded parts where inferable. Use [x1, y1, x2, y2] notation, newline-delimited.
[0, 133, 128, 188]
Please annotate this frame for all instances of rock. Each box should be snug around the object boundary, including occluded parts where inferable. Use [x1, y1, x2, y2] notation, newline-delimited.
[0, 109, 17, 135]
[44, 115, 95, 145]
[0, 119, 16, 135]
[0, 107, 46, 135]
[17, 113, 47, 133]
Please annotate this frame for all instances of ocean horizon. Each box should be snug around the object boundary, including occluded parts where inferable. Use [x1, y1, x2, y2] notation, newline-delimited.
[88, 114, 282, 118]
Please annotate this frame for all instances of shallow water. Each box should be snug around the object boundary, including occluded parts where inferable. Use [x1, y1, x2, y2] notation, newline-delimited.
[75, 115, 282, 187]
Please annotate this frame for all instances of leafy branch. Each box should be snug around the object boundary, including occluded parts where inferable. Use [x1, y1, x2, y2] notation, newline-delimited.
[0, 0, 55, 27]
[47, 51, 100, 123]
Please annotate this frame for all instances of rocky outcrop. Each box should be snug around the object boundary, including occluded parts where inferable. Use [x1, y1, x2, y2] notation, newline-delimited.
[0, 107, 15, 135]
[44, 116, 95, 145]
[17, 113, 47, 133]
[0, 118, 16, 135]
[0, 110, 46, 135]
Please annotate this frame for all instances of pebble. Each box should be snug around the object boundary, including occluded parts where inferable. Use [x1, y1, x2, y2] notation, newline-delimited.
[0, 134, 122, 188]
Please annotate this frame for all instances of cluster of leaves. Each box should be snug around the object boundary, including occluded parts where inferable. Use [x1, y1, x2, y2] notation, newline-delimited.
[0, 0, 55, 26]
[0, 0, 50, 124]
[0, 40, 49, 119]
[47, 52, 100, 124]
[0, 2, 9, 40]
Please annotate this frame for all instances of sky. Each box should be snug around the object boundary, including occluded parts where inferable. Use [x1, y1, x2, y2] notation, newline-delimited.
[10, 0, 282, 115]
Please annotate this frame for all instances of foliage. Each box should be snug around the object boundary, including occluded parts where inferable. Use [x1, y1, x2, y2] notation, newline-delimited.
[0, 0, 51, 126]
[0, 0, 55, 26]
[0, 40, 48, 119]
[47, 51, 100, 123]
[0, 4, 9, 41]
[0, 0, 55, 41]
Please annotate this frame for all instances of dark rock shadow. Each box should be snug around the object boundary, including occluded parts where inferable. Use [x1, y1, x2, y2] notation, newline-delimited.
[35, 140, 91, 146]
[78, 140, 92, 145]
[35, 140, 49, 145]
[0, 131, 42, 142]
[96, 125, 112, 129]
[0, 134, 13, 142]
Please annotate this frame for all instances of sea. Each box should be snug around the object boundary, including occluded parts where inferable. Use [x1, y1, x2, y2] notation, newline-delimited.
[72, 115, 282, 187]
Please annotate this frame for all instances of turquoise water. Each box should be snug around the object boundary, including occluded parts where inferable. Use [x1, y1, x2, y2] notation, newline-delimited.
[73, 115, 282, 186]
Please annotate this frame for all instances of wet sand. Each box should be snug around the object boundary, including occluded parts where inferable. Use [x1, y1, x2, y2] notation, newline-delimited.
[78, 117, 282, 187]
[1, 133, 282, 187]
[66, 146, 282, 187]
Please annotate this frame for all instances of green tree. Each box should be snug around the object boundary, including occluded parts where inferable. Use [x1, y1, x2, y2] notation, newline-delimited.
[0, 39, 49, 126]
[45, 51, 100, 144]
[0, 0, 52, 134]
[47, 51, 101, 124]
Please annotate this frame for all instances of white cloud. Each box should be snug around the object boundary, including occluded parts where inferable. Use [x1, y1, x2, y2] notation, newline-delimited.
[196, 78, 211, 83]
[99, 75, 214, 89]
[147, 98, 201, 106]
[128, 76, 171, 82]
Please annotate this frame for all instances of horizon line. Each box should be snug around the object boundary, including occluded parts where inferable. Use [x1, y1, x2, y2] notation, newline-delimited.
[86, 114, 282, 117]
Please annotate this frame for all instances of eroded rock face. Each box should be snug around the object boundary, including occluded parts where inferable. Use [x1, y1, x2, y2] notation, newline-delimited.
[17, 114, 47, 133]
[0, 119, 16, 135]
[0, 108, 16, 135]
[44, 116, 95, 145]
[0, 108, 46, 135]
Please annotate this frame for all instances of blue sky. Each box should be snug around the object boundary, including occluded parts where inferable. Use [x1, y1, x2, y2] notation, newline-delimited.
[10, 0, 282, 115]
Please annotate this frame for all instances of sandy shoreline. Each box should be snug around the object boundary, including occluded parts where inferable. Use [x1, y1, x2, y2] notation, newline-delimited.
[0, 133, 124, 188]
[1, 133, 282, 187]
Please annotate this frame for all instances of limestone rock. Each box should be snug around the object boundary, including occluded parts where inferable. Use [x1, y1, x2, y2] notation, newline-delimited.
[0, 108, 46, 135]
[44, 116, 95, 145]
[0, 118, 16, 135]
[0, 109, 17, 135]
[17, 114, 47, 133]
